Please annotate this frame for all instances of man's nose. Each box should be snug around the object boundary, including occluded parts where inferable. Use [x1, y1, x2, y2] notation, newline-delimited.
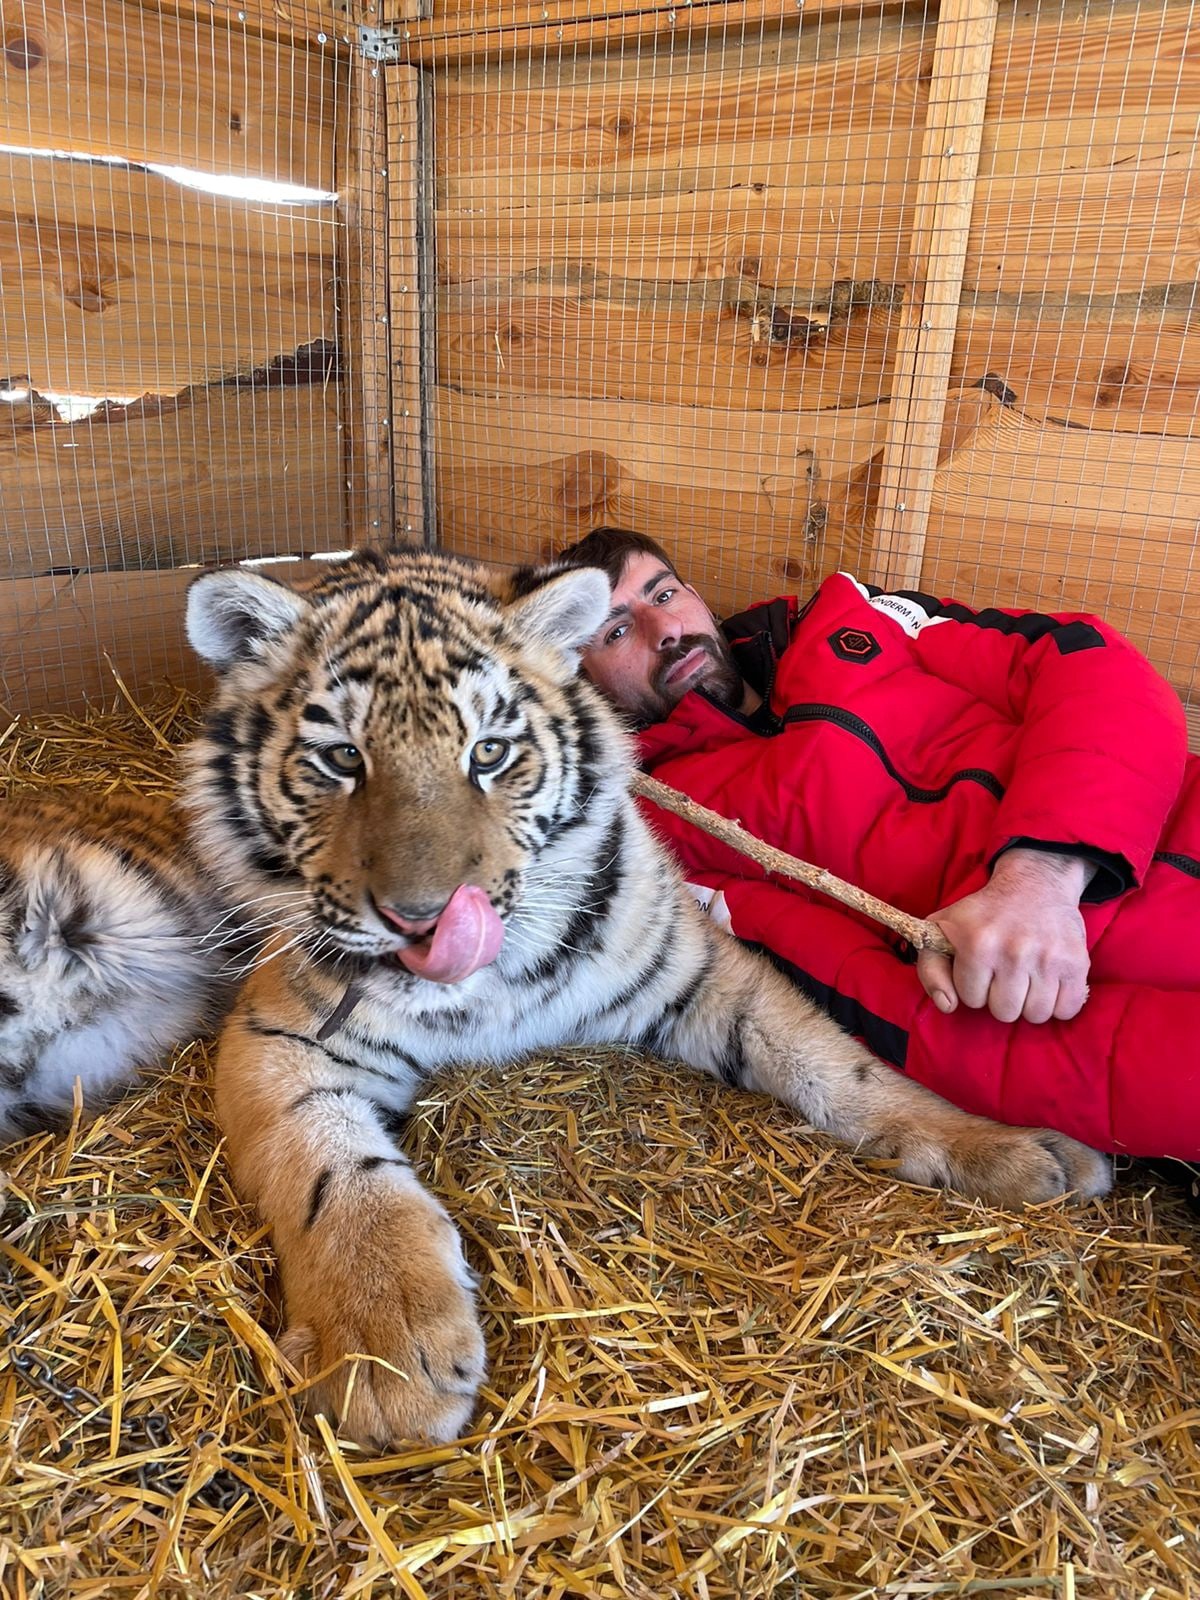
[646, 606, 680, 650]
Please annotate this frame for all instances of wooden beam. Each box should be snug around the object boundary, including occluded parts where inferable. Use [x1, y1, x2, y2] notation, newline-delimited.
[385, 67, 426, 541]
[100, 0, 354, 53]
[869, 0, 998, 589]
[338, 55, 394, 543]
[390, 0, 892, 69]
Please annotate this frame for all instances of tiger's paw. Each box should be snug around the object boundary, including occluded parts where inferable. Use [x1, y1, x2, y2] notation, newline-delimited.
[279, 1185, 486, 1454]
[923, 1122, 1112, 1208]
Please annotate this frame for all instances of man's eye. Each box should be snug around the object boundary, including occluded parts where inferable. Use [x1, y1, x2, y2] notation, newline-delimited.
[319, 744, 364, 777]
[604, 623, 628, 645]
[470, 737, 511, 771]
[653, 587, 676, 604]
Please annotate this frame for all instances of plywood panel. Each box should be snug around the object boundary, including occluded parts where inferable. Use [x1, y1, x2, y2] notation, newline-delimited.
[0, 566, 205, 715]
[0, 557, 319, 715]
[0, 383, 344, 579]
[0, 0, 337, 183]
[0, 154, 336, 396]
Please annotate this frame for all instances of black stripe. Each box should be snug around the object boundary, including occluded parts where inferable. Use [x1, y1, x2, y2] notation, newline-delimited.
[1154, 850, 1200, 880]
[305, 1169, 332, 1230]
[288, 1085, 357, 1114]
[717, 1014, 748, 1088]
[594, 937, 672, 1023]
[359, 1154, 409, 1172]
[781, 705, 1004, 804]
[342, 1027, 424, 1075]
[743, 941, 910, 1070]
[890, 592, 1105, 656]
[246, 1019, 400, 1083]
[527, 811, 626, 983]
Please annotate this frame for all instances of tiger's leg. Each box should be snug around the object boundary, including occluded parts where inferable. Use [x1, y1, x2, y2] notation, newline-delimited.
[214, 1007, 485, 1451]
[657, 929, 1112, 1207]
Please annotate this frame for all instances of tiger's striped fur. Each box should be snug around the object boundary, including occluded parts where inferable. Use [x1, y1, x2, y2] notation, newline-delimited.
[183, 549, 1111, 1453]
[0, 790, 234, 1142]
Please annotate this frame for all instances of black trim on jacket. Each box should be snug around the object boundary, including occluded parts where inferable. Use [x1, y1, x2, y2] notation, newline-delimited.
[741, 942, 910, 1070]
[865, 586, 1106, 655]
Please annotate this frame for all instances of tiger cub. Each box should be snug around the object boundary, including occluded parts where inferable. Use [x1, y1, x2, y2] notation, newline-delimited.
[182, 548, 1111, 1454]
[0, 790, 234, 1142]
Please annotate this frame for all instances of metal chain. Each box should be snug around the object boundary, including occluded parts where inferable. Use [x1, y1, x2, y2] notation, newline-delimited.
[2, 1247, 244, 1512]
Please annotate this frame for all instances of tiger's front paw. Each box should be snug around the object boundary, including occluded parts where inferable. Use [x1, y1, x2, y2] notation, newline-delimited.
[938, 1122, 1112, 1208]
[279, 1182, 486, 1454]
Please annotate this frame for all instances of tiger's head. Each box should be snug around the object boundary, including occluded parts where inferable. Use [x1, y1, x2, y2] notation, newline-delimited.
[182, 549, 622, 984]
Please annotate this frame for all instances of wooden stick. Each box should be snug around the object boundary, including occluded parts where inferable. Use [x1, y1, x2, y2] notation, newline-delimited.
[631, 772, 955, 958]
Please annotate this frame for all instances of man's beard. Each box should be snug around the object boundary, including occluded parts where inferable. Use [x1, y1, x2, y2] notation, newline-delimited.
[631, 632, 745, 725]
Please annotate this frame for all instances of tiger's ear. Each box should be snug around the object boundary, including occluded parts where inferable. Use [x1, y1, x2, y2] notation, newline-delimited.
[186, 568, 311, 673]
[504, 565, 611, 676]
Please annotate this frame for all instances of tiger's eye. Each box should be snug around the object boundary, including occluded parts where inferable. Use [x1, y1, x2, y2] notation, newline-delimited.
[470, 738, 510, 771]
[324, 744, 364, 776]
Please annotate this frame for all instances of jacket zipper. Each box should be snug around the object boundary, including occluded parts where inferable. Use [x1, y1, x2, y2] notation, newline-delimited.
[1154, 850, 1200, 879]
[780, 703, 1006, 804]
[695, 658, 782, 733]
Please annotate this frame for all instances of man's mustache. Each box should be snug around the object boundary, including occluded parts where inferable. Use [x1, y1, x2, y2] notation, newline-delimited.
[652, 635, 720, 693]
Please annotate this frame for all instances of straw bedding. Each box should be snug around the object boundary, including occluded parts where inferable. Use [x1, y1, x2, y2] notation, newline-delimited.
[1, 697, 1197, 1600]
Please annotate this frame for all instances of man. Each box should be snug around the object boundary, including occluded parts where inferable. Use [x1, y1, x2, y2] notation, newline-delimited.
[557, 526, 1200, 1181]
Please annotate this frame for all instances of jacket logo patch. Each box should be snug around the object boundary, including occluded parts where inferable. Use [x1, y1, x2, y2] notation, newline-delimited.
[828, 626, 881, 663]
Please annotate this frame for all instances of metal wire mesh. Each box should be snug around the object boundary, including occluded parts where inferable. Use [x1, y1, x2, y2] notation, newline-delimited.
[425, 0, 1199, 723]
[0, 0, 378, 712]
[1, 0, 1197, 728]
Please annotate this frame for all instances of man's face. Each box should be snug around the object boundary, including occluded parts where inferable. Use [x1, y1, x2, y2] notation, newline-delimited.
[579, 551, 745, 723]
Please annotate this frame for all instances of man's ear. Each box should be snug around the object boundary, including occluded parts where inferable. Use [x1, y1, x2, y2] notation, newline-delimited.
[186, 567, 311, 673]
[504, 565, 612, 677]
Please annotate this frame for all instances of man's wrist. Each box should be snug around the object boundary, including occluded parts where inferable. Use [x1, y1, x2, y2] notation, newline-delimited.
[989, 846, 1096, 901]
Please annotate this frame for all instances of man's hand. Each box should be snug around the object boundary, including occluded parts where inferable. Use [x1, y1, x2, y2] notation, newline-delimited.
[916, 849, 1095, 1024]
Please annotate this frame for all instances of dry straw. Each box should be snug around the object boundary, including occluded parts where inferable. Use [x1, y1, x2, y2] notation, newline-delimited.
[1, 697, 1198, 1599]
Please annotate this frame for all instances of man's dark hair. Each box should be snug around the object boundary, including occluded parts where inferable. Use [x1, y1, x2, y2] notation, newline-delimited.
[556, 526, 680, 590]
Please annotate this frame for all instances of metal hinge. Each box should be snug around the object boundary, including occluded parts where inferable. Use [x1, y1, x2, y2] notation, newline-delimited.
[357, 23, 408, 60]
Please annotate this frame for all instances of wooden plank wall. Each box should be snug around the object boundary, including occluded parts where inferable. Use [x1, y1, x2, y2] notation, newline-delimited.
[429, 0, 1200, 706]
[431, 7, 930, 611]
[0, 0, 367, 713]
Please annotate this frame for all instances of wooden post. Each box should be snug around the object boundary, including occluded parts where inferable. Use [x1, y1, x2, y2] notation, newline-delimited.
[386, 66, 427, 543]
[339, 53, 396, 544]
[869, 0, 998, 590]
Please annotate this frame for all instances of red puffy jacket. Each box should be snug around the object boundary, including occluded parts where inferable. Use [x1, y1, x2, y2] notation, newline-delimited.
[637, 573, 1200, 1158]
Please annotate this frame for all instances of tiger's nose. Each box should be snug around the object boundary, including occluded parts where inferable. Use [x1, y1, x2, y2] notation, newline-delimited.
[374, 898, 449, 936]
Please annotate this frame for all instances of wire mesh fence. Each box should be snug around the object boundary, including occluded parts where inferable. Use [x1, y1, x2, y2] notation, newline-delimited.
[1, 0, 1196, 720]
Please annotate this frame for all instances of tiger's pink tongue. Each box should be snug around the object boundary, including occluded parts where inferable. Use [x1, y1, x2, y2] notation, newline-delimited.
[395, 885, 504, 984]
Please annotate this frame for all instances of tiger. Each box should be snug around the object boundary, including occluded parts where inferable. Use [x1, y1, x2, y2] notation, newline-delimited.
[0, 789, 235, 1142]
[181, 547, 1111, 1454]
